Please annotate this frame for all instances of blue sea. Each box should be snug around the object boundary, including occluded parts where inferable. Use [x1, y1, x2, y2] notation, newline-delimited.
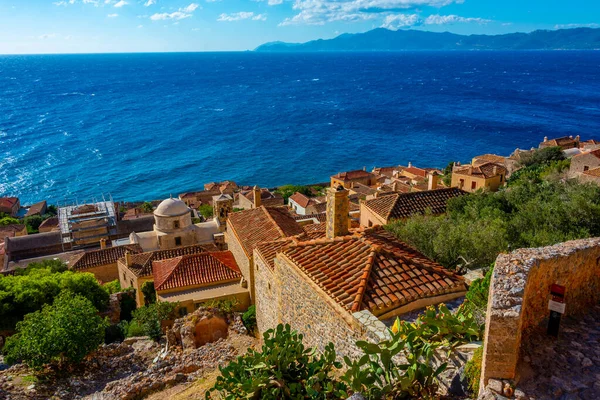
[1, 51, 599, 205]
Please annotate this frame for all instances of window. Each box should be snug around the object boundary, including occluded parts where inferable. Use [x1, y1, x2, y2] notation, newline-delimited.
[368, 220, 373, 227]
[130, 280, 134, 287]
[178, 307, 188, 317]
[173, 220, 180, 229]
[123, 272, 126, 282]
[459, 179, 465, 188]
[584, 166, 590, 172]
[268, 282, 271, 290]
[500, 174, 504, 182]
[471, 181, 477, 190]
[175, 236, 182, 246]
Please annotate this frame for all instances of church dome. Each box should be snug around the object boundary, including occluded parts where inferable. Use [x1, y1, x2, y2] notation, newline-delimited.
[154, 198, 190, 217]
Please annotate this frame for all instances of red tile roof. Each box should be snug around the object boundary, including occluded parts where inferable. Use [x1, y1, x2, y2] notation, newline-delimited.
[0, 224, 26, 241]
[121, 244, 209, 277]
[39, 216, 59, 229]
[289, 192, 312, 209]
[453, 162, 507, 179]
[332, 170, 375, 181]
[24, 200, 47, 217]
[227, 206, 304, 258]
[473, 154, 506, 164]
[0, 197, 18, 210]
[153, 251, 241, 291]
[402, 167, 427, 178]
[579, 149, 600, 160]
[294, 213, 327, 223]
[363, 188, 467, 221]
[71, 244, 143, 271]
[240, 188, 283, 202]
[280, 228, 465, 314]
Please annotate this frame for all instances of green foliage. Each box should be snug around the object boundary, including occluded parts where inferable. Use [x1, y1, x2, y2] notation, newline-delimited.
[442, 161, 454, 187]
[241, 305, 256, 332]
[3, 292, 107, 369]
[0, 216, 20, 226]
[198, 204, 214, 219]
[131, 301, 178, 341]
[192, 217, 202, 224]
[464, 267, 494, 323]
[46, 205, 57, 216]
[0, 266, 109, 331]
[15, 259, 68, 275]
[119, 289, 137, 321]
[387, 170, 600, 270]
[343, 329, 446, 399]
[232, 207, 244, 213]
[518, 146, 565, 168]
[393, 304, 483, 353]
[202, 298, 239, 313]
[105, 323, 126, 344]
[141, 281, 156, 305]
[123, 320, 146, 338]
[207, 324, 347, 399]
[23, 215, 43, 234]
[275, 184, 325, 203]
[463, 346, 483, 395]
[103, 279, 122, 295]
[140, 202, 154, 214]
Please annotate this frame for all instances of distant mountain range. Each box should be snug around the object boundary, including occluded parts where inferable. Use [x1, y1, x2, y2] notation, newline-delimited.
[255, 28, 600, 52]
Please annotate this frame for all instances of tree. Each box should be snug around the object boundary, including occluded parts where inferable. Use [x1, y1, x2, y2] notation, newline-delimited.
[141, 281, 156, 305]
[23, 215, 43, 234]
[3, 292, 107, 369]
[45, 205, 57, 216]
[103, 279, 122, 295]
[274, 185, 315, 203]
[131, 301, 178, 341]
[140, 202, 154, 214]
[198, 204, 213, 219]
[518, 146, 565, 168]
[15, 259, 68, 275]
[0, 216, 20, 226]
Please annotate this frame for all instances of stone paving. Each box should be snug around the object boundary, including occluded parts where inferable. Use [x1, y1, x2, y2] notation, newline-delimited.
[516, 304, 600, 400]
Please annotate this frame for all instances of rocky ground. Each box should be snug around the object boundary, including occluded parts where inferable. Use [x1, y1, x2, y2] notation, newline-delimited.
[0, 312, 257, 400]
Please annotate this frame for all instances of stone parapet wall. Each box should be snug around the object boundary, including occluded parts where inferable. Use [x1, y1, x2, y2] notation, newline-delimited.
[225, 228, 253, 300]
[481, 237, 600, 389]
[254, 251, 279, 333]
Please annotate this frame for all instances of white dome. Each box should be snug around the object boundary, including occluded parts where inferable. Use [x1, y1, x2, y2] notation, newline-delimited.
[154, 198, 190, 217]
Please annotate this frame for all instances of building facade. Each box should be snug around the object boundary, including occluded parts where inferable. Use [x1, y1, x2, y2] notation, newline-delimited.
[451, 162, 507, 193]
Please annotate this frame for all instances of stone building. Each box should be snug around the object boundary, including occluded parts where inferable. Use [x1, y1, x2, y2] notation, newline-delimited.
[2, 232, 67, 272]
[212, 194, 233, 230]
[0, 224, 28, 269]
[226, 205, 304, 301]
[204, 180, 238, 195]
[288, 192, 326, 216]
[253, 187, 466, 359]
[331, 169, 377, 189]
[569, 149, 600, 178]
[539, 135, 580, 150]
[0, 197, 20, 217]
[117, 244, 212, 306]
[237, 186, 284, 210]
[129, 197, 219, 252]
[153, 251, 249, 315]
[360, 187, 467, 227]
[69, 243, 143, 283]
[472, 154, 519, 176]
[451, 162, 507, 193]
[24, 200, 47, 218]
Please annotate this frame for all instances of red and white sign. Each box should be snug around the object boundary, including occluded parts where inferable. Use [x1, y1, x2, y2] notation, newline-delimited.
[548, 300, 566, 314]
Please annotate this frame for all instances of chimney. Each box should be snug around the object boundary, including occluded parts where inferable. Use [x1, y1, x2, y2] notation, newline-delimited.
[569, 135, 573, 139]
[544, 136, 548, 142]
[363, 166, 366, 171]
[326, 185, 349, 239]
[576, 135, 581, 142]
[253, 185, 261, 208]
[125, 251, 132, 267]
[428, 172, 439, 191]
[100, 238, 107, 250]
[408, 161, 412, 168]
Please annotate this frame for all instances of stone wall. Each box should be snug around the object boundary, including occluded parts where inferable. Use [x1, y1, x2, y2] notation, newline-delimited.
[569, 152, 600, 178]
[254, 251, 280, 333]
[480, 237, 600, 389]
[81, 262, 119, 284]
[225, 227, 253, 301]
[275, 253, 371, 359]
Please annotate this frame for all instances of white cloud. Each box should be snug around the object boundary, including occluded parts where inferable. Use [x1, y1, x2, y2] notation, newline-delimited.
[218, 11, 267, 22]
[554, 23, 600, 29]
[381, 12, 490, 30]
[137, 24, 144, 28]
[108, 13, 119, 17]
[280, 0, 463, 26]
[381, 13, 419, 29]
[114, 0, 128, 7]
[268, 0, 283, 4]
[53, 1, 68, 5]
[144, 0, 156, 5]
[150, 3, 200, 20]
[423, 14, 490, 25]
[39, 33, 58, 39]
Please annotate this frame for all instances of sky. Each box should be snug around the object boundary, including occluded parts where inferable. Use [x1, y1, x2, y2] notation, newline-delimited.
[0, 0, 599, 53]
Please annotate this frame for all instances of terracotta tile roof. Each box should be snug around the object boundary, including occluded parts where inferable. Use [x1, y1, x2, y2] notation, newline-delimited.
[70, 244, 143, 271]
[121, 244, 209, 277]
[473, 154, 506, 164]
[583, 166, 600, 177]
[289, 192, 312, 208]
[153, 251, 241, 291]
[294, 212, 327, 223]
[372, 166, 399, 178]
[25, 200, 47, 217]
[39, 217, 59, 229]
[303, 222, 326, 234]
[402, 167, 427, 178]
[0, 197, 18, 210]
[281, 228, 465, 314]
[227, 206, 303, 258]
[363, 188, 467, 221]
[578, 149, 600, 160]
[351, 183, 377, 196]
[256, 238, 296, 271]
[332, 170, 375, 181]
[453, 162, 507, 179]
[0, 224, 26, 240]
[240, 189, 283, 202]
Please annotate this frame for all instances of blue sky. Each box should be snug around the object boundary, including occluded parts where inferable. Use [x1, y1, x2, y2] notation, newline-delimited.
[1, 0, 599, 53]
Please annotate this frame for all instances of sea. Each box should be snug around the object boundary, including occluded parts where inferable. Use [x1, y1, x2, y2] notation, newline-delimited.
[1, 51, 599, 205]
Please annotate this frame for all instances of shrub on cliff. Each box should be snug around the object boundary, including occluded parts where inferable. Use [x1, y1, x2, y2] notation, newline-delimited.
[207, 324, 347, 399]
[141, 280, 156, 305]
[242, 305, 256, 333]
[131, 301, 178, 341]
[3, 292, 107, 370]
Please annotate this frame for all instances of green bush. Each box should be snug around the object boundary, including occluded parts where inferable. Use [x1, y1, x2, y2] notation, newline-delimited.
[105, 323, 125, 344]
[141, 281, 156, 305]
[207, 324, 347, 399]
[140, 202, 154, 213]
[517, 146, 565, 168]
[241, 305, 256, 332]
[119, 289, 137, 321]
[463, 346, 483, 395]
[103, 279, 122, 295]
[124, 320, 146, 338]
[202, 298, 239, 313]
[464, 267, 494, 324]
[3, 292, 107, 369]
[0, 216, 20, 226]
[15, 259, 68, 275]
[131, 301, 178, 341]
[198, 204, 214, 219]
[23, 215, 44, 234]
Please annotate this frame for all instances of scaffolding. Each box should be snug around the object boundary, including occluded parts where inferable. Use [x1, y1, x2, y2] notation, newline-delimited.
[57, 193, 117, 249]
